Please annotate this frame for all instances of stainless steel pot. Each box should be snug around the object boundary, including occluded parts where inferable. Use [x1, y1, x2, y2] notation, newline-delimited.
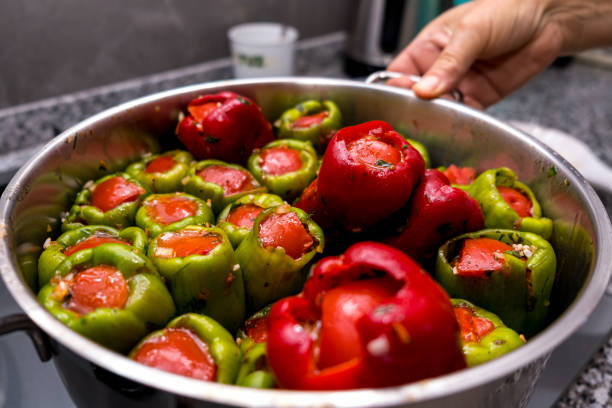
[1, 77, 610, 408]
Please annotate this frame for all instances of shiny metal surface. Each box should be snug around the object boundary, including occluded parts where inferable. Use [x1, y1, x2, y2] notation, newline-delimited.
[1, 77, 611, 407]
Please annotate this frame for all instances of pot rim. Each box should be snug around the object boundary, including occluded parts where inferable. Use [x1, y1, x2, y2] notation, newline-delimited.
[1, 77, 611, 407]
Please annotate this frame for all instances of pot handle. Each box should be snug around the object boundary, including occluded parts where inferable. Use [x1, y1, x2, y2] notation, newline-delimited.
[365, 70, 464, 104]
[0, 313, 52, 362]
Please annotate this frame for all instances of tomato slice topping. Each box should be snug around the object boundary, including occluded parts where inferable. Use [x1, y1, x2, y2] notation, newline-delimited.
[90, 176, 144, 212]
[347, 135, 401, 167]
[454, 306, 496, 343]
[64, 265, 128, 315]
[258, 211, 314, 259]
[145, 195, 199, 225]
[243, 314, 269, 344]
[198, 165, 258, 197]
[145, 155, 176, 174]
[227, 204, 264, 229]
[188, 102, 221, 123]
[260, 147, 303, 176]
[63, 235, 128, 257]
[154, 230, 221, 258]
[318, 277, 397, 369]
[497, 186, 532, 217]
[290, 111, 329, 129]
[454, 237, 514, 278]
[132, 327, 217, 381]
[442, 165, 477, 185]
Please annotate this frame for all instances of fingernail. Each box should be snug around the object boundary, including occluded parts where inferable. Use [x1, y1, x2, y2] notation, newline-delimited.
[414, 75, 440, 94]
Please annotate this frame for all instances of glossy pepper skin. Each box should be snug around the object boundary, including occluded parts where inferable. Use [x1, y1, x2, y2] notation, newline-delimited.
[452, 299, 525, 367]
[147, 226, 245, 333]
[247, 139, 318, 200]
[276, 100, 342, 149]
[267, 241, 465, 390]
[465, 167, 553, 239]
[406, 138, 431, 168]
[129, 313, 242, 384]
[235, 305, 276, 388]
[135, 192, 214, 238]
[435, 229, 556, 337]
[175, 91, 274, 164]
[62, 172, 149, 231]
[126, 150, 194, 193]
[318, 120, 425, 228]
[38, 225, 148, 287]
[235, 205, 324, 313]
[184, 159, 266, 214]
[386, 169, 484, 260]
[217, 193, 285, 248]
[38, 244, 175, 352]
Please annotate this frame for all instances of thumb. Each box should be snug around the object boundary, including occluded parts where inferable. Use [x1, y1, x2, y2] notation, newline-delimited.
[413, 20, 488, 99]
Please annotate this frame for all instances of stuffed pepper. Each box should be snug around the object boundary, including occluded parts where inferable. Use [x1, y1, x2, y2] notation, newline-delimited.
[318, 120, 425, 228]
[235, 305, 276, 388]
[130, 313, 241, 384]
[38, 244, 175, 352]
[267, 241, 465, 390]
[184, 159, 266, 214]
[175, 91, 274, 163]
[435, 229, 556, 337]
[386, 169, 484, 260]
[135, 192, 214, 238]
[440, 164, 478, 185]
[126, 150, 194, 193]
[62, 172, 149, 231]
[247, 139, 318, 200]
[276, 100, 341, 149]
[465, 167, 553, 239]
[147, 225, 245, 333]
[452, 299, 525, 367]
[235, 204, 324, 312]
[216, 193, 285, 248]
[38, 225, 147, 287]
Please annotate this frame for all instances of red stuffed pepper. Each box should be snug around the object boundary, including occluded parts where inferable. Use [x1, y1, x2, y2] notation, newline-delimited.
[266, 241, 465, 390]
[386, 169, 484, 260]
[317, 120, 425, 228]
[175, 91, 274, 163]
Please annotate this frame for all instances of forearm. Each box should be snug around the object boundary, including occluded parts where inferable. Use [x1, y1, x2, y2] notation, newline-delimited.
[546, 0, 612, 53]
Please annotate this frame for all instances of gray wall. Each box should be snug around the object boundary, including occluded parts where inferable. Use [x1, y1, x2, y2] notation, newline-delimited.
[0, 0, 352, 108]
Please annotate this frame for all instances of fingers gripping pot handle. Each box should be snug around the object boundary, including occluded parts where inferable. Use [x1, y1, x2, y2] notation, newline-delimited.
[365, 71, 464, 103]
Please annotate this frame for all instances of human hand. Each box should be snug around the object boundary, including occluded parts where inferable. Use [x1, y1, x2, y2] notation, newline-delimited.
[387, 0, 612, 109]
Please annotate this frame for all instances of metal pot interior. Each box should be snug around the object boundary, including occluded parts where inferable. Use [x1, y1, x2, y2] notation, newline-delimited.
[1, 77, 610, 407]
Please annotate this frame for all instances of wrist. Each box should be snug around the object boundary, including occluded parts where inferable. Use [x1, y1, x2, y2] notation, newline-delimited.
[545, 0, 612, 53]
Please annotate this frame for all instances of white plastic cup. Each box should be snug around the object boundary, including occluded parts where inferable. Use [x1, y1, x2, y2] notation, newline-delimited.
[227, 22, 299, 78]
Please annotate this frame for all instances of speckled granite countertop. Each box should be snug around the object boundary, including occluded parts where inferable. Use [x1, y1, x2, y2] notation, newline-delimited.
[1, 32, 611, 407]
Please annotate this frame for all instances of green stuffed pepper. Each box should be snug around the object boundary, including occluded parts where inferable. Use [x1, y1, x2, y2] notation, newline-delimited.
[184, 159, 266, 214]
[235, 304, 276, 388]
[247, 139, 318, 201]
[235, 204, 324, 312]
[62, 172, 149, 231]
[452, 298, 525, 366]
[38, 243, 175, 352]
[435, 229, 556, 337]
[38, 225, 148, 287]
[276, 99, 342, 149]
[135, 192, 214, 238]
[126, 149, 194, 193]
[147, 225, 245, 333]
[129, 313, 241, 384]
[465, 167, 553, 239]
[216, 193, 285, 248]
